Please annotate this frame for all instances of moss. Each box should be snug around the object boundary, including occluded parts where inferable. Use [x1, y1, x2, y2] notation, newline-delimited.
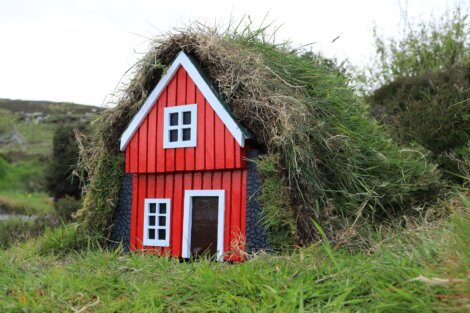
[254, 154, 297, 250]
[77, 152, 123, 240]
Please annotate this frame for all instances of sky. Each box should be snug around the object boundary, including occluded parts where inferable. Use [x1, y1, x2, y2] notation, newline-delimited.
[0, 0, 463, 106]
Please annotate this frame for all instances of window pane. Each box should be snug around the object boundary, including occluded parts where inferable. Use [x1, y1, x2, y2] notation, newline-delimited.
[158, 229, 166, 240]
[158, 216, 166, 226]
[159, 203, 167, 214]
[183, 111, 191, 125]
[169, 129, 178, 142]
[149, 203, 156, 214]
[148, 229, 155, 240]
[149, 216, 156, 226]
[182, 128, 191, 141]
[169, 113, 178, 126]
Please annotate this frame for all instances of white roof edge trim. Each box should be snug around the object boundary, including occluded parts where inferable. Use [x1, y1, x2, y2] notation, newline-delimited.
[119, 51, 246, 151]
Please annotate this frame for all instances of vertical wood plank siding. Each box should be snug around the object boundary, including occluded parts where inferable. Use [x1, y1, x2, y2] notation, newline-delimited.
[129, 170, 247, 261]
[126, 66, 247, 174]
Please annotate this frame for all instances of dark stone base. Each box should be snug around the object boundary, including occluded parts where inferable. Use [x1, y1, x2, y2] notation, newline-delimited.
[109, 173, 133, 250]
[246, 149, 270, 253]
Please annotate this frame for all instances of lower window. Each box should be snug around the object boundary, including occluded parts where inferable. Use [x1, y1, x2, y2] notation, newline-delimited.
[143, 198, 171, 247]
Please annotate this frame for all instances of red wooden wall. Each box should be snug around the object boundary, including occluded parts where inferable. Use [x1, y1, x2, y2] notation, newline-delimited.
[125, 66, 247, 174]
[129, 170, 247, 261]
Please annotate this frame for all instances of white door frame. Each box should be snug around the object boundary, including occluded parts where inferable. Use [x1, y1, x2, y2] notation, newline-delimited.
[182, 190, 225, 261]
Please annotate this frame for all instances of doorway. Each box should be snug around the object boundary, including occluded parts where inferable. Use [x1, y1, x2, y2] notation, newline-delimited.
[182, 190, 225, 261]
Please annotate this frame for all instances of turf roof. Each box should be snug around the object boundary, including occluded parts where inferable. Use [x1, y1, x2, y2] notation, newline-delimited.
[77, 25, 441, 245]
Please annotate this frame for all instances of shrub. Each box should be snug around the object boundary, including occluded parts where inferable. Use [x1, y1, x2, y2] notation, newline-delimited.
[0, 156, 6, 180]
[54, 195, 81, 222]
[365, 8, 469, 180]
[361, 7, 469, 91]
[45, 124, 84, 201]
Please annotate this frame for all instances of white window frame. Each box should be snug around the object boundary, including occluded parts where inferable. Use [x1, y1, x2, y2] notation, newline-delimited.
[163, 104, 197, 149]
[182, 190, 225, 261]
[143, 198, 171, 247]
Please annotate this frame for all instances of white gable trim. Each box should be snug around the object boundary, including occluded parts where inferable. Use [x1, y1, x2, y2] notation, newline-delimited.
[119, 52, 245, 151]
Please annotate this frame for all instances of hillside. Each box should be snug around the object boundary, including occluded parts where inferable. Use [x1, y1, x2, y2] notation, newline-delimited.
[0, 98, 102, 247]
[0, 98, 100, 114]
[0, 98, 101, 156]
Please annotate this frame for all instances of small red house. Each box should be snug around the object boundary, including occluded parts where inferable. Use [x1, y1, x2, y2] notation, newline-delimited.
[117, 52, 267, 261]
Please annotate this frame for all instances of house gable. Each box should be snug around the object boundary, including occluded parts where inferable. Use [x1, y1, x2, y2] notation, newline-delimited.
[124, 65, 248, 173]
[120, 51, 247, 151]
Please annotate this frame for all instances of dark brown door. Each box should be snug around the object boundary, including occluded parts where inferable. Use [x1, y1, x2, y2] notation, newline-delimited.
[191, 196, 219, 258]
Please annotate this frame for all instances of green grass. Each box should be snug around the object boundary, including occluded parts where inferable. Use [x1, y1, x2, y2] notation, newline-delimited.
[0, 203, 467, 312]
[0, 159, 46, 192]
[0, 158, 51, 215]
[0, 191, 53, 215]
[11, 123, 56, 156]
[0, 108, 54, 156]
[0, 122, 56, 156]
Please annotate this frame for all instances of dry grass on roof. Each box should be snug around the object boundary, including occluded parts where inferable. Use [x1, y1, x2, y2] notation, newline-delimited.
[77, 24, 441, 247]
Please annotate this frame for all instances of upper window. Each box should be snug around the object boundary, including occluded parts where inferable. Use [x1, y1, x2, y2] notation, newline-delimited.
[143, 198, 171, 247]
[163, 104, 197, 148]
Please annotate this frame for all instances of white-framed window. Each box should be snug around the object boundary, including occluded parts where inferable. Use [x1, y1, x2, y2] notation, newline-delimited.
[143, 198, 171, 247]
[163, 104, 197, 148]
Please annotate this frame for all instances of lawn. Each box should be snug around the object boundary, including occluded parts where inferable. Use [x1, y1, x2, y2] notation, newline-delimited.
[0, 201, 468, 312]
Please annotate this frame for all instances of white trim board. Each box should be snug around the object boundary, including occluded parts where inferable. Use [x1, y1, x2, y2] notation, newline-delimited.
[119, 51, 246, 151]
[182, 190, 225, 261]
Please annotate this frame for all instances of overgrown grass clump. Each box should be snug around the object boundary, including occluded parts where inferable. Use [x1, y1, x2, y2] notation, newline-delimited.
[78, 25, 441, 244]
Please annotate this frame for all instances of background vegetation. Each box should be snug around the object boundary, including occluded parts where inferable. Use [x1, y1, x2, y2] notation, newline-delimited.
[0, 99, 99, 247]
[363, 8, 469, 182]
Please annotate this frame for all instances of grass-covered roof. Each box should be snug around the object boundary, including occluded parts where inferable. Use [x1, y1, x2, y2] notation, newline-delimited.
[77, 26, 441, 246]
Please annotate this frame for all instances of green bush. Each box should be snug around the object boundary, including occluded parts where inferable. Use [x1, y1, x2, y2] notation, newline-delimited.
[365, 8, 469, 181]
[45, 124, 84, 200]
[361, 8, 469, 90]
[371, 65, 469, 153]
[54, 195, 81, 222]
[0, 156, 6, 180]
